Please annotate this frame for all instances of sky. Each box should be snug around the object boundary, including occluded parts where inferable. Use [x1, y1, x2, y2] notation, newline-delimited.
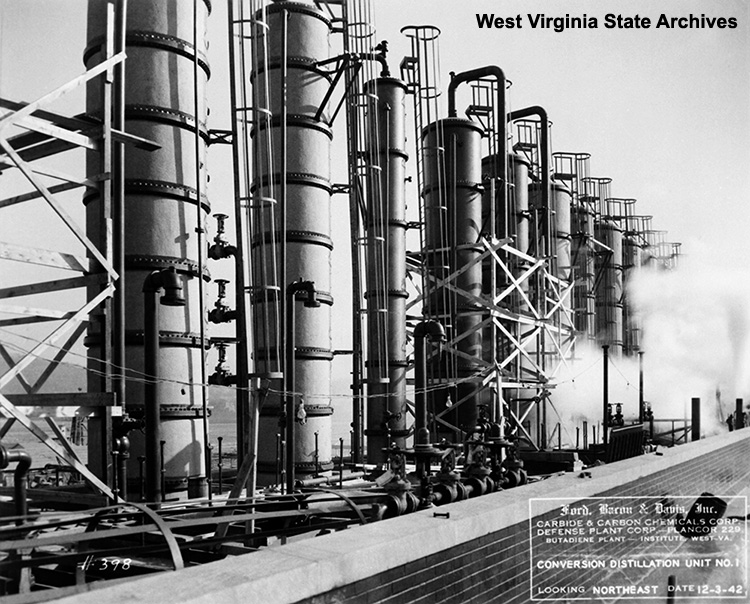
[0, 0, 748, 431]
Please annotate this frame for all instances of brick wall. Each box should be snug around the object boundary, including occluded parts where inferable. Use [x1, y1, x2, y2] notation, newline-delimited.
[299, 430, 750, 604]
[53, 429, 750, 604]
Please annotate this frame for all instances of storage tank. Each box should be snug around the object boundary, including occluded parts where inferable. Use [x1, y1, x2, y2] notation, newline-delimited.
[84, 0, 210, 497]
[252, 1, 334, 481]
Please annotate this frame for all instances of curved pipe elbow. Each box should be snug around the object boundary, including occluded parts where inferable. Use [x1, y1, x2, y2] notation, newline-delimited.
[448, 66, 506, 118]
[0, 445, 31, 524]
[414, 319, 446, 342]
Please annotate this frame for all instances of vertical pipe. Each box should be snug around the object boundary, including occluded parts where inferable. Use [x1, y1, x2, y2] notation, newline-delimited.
[111, 449, 119, 502]
[193, 0, 210, 502]
[691, 398, 701, 441]
[195, 2, 210, 499]
[138, 455, 145, 501]
[0, 448, 31, 525]
[117, 436, 129, 501]
[228, 0, 244, 465]
[735, 398, 744, 430]
[160, 439, 166, 502]
[144, 290, 160, 505]
[217, 436, 224, 492]
[280, 11, 288, 454]
[113, 0, 127, 419]
[638, 351, 644, 423]
[602, 345, 609, 448]
[339, 438, 344, 486]
[285, 286, 295, 494]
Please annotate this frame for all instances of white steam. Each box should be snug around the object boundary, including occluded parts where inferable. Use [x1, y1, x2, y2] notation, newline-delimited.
[629, 248, 750, 436]
[547, 245, 750, 445]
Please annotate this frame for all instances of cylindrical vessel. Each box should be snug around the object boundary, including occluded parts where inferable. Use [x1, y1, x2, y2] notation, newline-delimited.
[622, 233, 643, 354]
[363, 78, 409, 460]
[253, 1, 334, 481]
[422, 118, 484, 435]
[84, 0, 210, 496]
[571, 202, 596, 338]
[530, 180, 574, 338]
[595, 220, 624, 356]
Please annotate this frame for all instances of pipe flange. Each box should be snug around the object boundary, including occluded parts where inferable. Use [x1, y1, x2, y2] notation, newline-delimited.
[294, 460, 334, 473]
[259, 2, 332, 26]
[363, 289, 409, 299]
[123, 104, 209, 138]
[124, 255, 211, 280]
[126, 405, 211, 418]
[123, 330, 209, 348]
[250, 229, 333, 250]
[253, 114, 334, 138]
[84, 31, 211, 78]
[251, 347, 334, 361]
[302, 405, 334, 417]
[295, 347, 335, 361]
[124, 179, 211, 213]
[251, 172, 333, 193]
[251, 290, 334, 306]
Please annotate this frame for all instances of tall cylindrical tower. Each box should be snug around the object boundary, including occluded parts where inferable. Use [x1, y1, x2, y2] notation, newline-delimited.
[252, 1, 334, 481]
[622, 211, 647, 355]
[84, 0, 210, 496]
[364, 78, 409, 459]
[422, 118, 484, 436]
[595, 219, 624, 356]
[571, 202, 595, 339]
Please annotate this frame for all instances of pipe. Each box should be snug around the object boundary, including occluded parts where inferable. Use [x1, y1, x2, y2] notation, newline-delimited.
[0, 444, 31, 525]
[226, 0, 252, 483]
[447, 66, 507, 224]
[217, 436, 224, 492]
[116, 435, 129, 501]
[142, 267, 185, 505]
[414, 320, 445, 502]
[448, 66, 503, 120]
[638, 351, 644, 423]
[414, 321, 446, 449]
[143, 279, 161, 504]
[192, 0, 210, 503]
[113, 0, 127, 423]
[735, 398, 744, 430]
[508, 107, 551, 258]
[602, 345, 609, 448]
[691, 398, 701, 441]
[285, 280, 321, 493]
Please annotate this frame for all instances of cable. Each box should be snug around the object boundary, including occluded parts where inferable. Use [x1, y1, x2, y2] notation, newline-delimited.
[0, 327, 489, 402]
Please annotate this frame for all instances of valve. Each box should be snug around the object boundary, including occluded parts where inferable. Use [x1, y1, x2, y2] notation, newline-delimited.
[208, 342, 237, 386]
[208, 213, 237, 260]
[208, 279, 238, 324]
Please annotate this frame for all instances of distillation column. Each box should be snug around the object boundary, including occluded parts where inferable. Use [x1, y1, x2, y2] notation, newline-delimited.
[422, 118, 484, 436]
[595, 197, 624, 357]
[84, 0, 210, 496]
[483, 152, 529, 420]
[252, 1, 334, 481]
[621, 205, 645, 355]
[572, 175, 596, 340]
[364, 78, 409, 458]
